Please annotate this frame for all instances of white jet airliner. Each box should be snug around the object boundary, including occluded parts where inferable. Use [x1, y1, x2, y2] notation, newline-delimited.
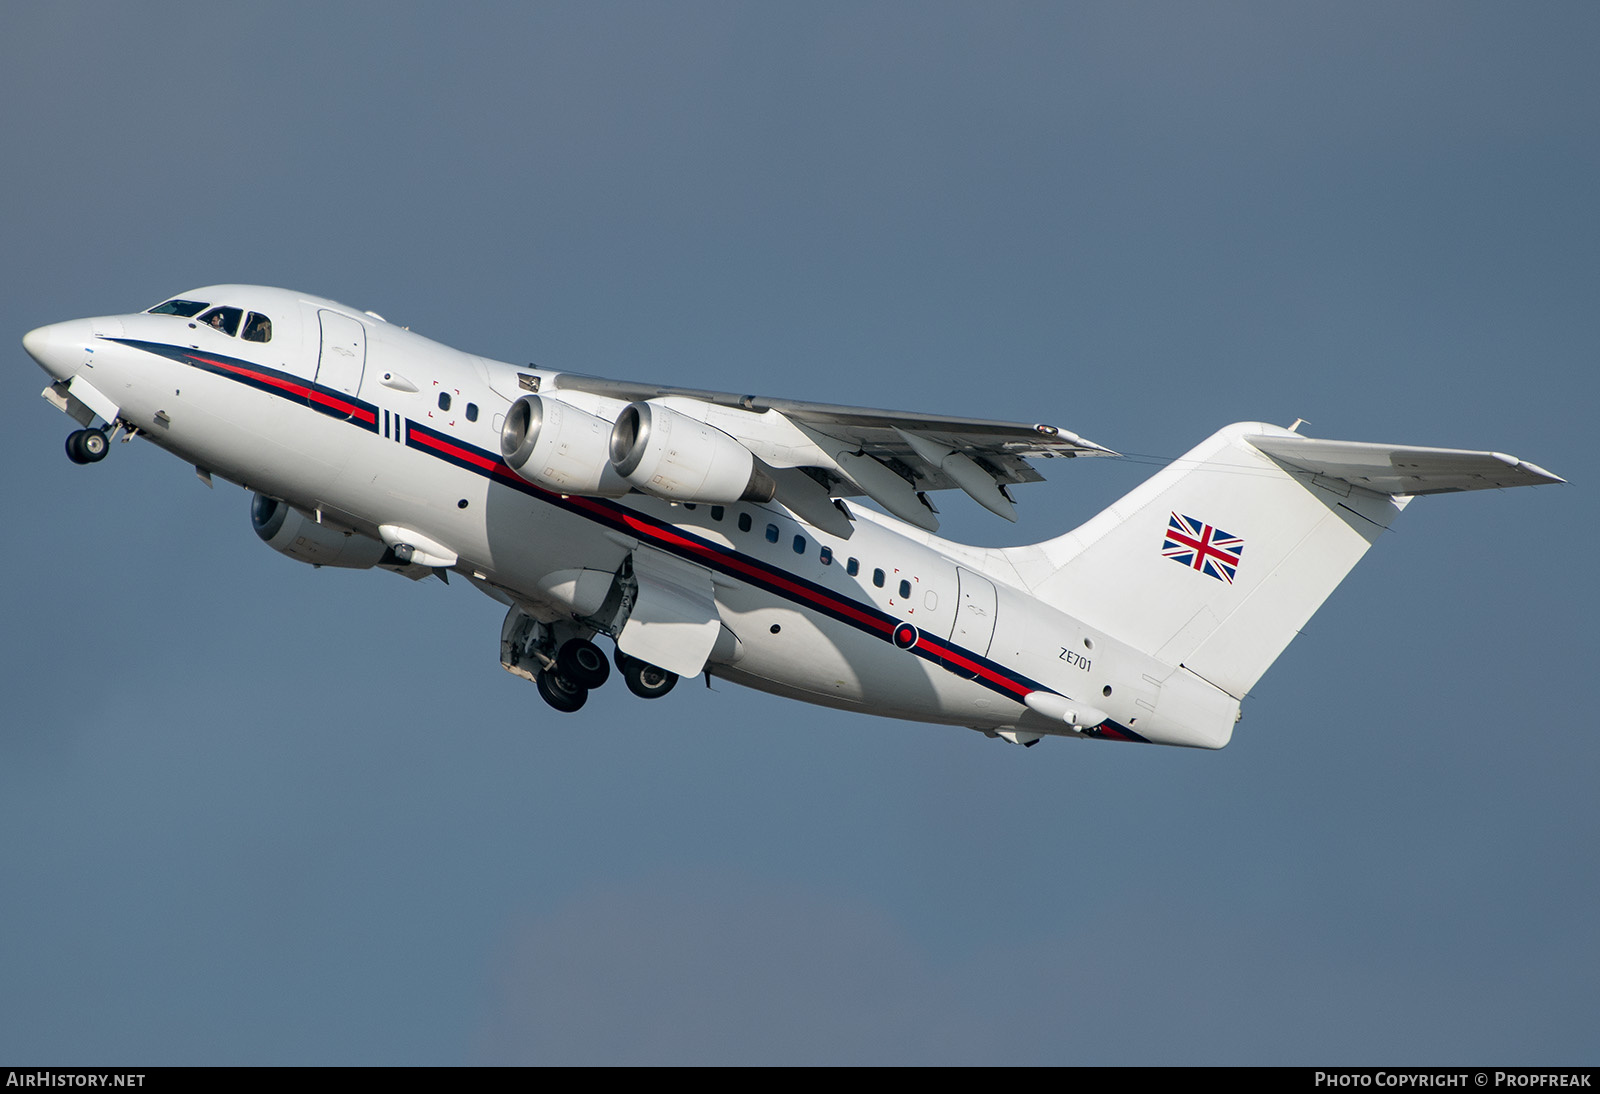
[24, 286, 1563, 748]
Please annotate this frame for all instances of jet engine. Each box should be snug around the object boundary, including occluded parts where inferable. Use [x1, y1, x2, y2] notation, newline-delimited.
[250, 493, 388, 568]
[500, 394, 630, 497]
[608, 401, 776, 504]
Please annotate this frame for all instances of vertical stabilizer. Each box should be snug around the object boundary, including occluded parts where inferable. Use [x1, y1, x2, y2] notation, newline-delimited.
[1018, 423, 1406, 700]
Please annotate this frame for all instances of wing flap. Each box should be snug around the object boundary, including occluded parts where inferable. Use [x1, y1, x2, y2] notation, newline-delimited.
[895, 427, 1018, 521]
[617, 545, 722, 677]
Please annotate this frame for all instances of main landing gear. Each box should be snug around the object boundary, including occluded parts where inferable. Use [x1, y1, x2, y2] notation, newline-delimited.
[65, 428, 109, 464]
[533, 637, 611, 713]
[616, 650, 678, 700]
[536, 661, 590, 713]
[534, 640, 678, 712]
[499, 610, 679, 715]
[558, 637, 611, 690]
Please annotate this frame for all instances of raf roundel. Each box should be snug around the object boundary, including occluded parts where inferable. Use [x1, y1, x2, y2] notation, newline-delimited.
[892, 622, 920, 650]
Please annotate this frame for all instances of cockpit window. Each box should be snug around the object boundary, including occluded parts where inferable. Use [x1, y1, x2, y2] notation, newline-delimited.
[241, 312, 273, 343]
[198, 306, 243, 336]
[148, 299, 209, 317]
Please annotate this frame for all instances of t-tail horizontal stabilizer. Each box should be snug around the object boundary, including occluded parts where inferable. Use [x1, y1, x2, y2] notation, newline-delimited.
[1248, 435, 1565, 496]
[1017, 422, 1564, 724]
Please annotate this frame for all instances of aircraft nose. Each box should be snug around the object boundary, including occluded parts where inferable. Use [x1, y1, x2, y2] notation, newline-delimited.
[23, 320, 90, 382]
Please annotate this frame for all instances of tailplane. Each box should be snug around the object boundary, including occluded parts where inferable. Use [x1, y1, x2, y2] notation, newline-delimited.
[1013, 422, 1561, 701]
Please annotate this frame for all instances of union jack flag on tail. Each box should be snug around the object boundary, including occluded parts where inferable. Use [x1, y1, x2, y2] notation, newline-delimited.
[1162, 512, 1244, 584]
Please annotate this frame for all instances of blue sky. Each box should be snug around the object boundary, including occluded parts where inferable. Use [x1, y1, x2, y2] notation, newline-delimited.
[2, 2, 1594, 1064]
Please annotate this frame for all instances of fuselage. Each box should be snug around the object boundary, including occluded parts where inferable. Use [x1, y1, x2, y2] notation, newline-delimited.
[24, 285, 1196, 746]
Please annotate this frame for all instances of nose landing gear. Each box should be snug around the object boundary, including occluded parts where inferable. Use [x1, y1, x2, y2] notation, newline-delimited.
[65, 428, 109, 464]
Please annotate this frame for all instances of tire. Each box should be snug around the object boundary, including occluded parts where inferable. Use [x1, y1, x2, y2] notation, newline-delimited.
[65, 431, 89, 464]
[623, 657, 678, 700]
[556, 638, 610, 690]
[536, 671, 588, 713]
[80, 430, 109, 462]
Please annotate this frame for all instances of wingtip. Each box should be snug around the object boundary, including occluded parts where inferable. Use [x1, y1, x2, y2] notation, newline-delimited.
[1518, 459, 1566, 486]
[1495, 452, 1566, 485]
[1049, 427, 1119, 457]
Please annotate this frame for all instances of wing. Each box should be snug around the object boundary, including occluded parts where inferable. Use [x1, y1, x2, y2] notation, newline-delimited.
[547, 372, 1116, 531]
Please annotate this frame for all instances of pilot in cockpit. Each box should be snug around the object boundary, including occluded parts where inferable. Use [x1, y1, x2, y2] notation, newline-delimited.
[242, 313, 272, 343]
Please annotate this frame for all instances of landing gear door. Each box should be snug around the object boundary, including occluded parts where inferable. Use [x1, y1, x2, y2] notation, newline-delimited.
[950, 568, 997, 658]
[617, 546, 722, 678]
[314, 310, 366, 417]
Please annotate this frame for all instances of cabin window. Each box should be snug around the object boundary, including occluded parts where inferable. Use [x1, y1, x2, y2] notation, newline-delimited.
[873, 568, 885, 588]
[437, 392, 452, 412]
[765, 523, 779, 544]
[710, 506, 725, 522]
[738, 512, 752, 533]
[898, 580, 911, 599]
[847, 557, 859, 576]
[465, 402, 479, 422]
[793, 535, 806, 555]
[148, 299, 208, 317]
[241, 312, 273, 343]
[198, 306, 242, 336]
[819, 546, 833, 566]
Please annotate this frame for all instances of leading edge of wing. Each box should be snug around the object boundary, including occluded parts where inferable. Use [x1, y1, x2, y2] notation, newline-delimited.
[547, 371, 1118, 459]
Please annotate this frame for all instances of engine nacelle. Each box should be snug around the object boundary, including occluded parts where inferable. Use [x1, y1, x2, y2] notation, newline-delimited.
[250, 493, 388, 568]
[608, 401, 776, 504]
[500, 394, 630, 497]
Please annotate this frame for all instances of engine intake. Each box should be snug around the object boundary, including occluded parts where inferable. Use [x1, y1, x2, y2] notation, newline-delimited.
[250, 493, 387, 568]
[608, 401, 776, 504]
[500, 394, 629, 497]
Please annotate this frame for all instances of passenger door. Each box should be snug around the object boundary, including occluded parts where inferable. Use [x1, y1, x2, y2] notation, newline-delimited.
[949, 568, 998, 660]
[313, 310, 366, 418]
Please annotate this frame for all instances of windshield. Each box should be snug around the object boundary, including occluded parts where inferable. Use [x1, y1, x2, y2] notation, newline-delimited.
[147, 299, 209, 317]
[198, 306, 243, 336]
[241, 312, 273, 343]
